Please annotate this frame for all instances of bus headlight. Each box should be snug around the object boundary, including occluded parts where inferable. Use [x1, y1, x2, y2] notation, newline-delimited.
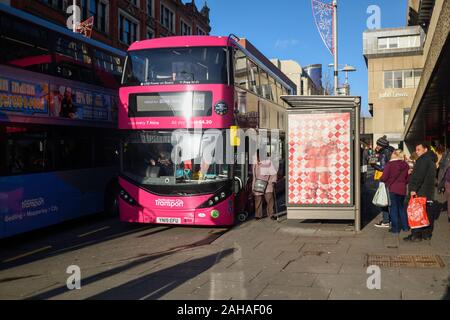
[197, 189, 231, 209]
[119, 189, 139, 207]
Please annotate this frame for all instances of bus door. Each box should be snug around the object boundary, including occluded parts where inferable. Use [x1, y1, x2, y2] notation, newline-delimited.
[233, 134, 253, 220]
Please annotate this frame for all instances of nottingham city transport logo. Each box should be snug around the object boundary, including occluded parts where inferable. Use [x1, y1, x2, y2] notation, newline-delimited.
[155, 199, 184, 208]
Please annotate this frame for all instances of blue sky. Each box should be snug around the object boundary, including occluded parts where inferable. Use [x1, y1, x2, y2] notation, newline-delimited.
[200, 0, 408, 116]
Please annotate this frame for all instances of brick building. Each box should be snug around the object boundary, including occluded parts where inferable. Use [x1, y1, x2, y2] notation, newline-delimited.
[8, 0, 211, 51]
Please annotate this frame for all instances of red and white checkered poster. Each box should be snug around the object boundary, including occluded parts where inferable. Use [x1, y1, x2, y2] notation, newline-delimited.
[288, 112, 352, 206]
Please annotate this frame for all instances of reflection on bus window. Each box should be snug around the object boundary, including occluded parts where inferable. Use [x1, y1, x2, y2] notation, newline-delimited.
[122, 131, 231, 185]
[122, 47, 228, 86]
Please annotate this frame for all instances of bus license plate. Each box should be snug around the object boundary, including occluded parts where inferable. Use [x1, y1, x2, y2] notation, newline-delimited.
[156, 217, 181, 224]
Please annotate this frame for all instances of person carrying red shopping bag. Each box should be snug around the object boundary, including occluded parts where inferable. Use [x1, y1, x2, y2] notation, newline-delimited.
[404, 142, 438, 242]
[407, 196, 430, 230]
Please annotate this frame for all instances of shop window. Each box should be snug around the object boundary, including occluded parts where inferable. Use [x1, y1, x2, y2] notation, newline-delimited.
[378, 38, 388, 49]
[147, 0, 154, 17]
[160, 4, 174, 33]
[393, 71, 403, 88]
[197, 27, 207, 36]
[404, 70, 414, 88]
[147, 28, 155, 39]
[181, 21, 192, 36]
[119, 12, 139, 45]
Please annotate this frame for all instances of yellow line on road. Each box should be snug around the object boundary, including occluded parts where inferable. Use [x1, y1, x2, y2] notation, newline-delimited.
[77, 226, 111, 238]
[2, 246, 52, 263]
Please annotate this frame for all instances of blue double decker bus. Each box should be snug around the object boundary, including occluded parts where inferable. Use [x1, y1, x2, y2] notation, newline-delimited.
[0, 4, 126, 238]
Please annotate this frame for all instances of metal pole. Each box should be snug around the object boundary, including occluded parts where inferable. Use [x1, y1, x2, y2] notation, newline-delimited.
[355, 99, 361, 233]
[333, 0, 338, 96]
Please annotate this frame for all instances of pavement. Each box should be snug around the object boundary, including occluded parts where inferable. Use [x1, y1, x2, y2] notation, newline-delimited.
[0, 178, 449, 300]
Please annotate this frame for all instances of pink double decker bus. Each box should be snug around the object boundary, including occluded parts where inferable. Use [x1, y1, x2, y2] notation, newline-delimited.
[118, 36, 295, 226]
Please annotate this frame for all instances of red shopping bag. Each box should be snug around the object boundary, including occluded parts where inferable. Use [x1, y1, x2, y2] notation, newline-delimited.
[407, 196, 430, 229]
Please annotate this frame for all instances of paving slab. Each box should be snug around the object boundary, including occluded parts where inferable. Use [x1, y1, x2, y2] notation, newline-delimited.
[402, 288, 449, 300]
[192, 280, 267, 300]
[257, 285, 331, 300]
[283, 261, 342, 274]
[329, 288, 402, 300]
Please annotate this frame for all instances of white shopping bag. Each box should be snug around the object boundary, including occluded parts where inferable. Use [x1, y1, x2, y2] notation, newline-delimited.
[372, 182, 390, 207]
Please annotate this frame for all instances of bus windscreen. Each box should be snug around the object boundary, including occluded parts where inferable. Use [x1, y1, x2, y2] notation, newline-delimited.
[122, 47, 228, 86]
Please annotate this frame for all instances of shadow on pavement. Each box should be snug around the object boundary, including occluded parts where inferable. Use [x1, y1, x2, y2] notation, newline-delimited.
[26, 230, 229, 300]
[0, 219, 166, 272]
[444, 278, 450, 300]
[88, 248, 234, 300]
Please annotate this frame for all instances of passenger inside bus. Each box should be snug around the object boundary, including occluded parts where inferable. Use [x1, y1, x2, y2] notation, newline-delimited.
[147, 149, 174, 177]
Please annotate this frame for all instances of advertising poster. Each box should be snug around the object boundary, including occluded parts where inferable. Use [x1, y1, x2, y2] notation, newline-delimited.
[288, 112, 352, 206]
[49, 84, 114, 122]
[0, 77, 49, 115]
[0, 66, 116, 123]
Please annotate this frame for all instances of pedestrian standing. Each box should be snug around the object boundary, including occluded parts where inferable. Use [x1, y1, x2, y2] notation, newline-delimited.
[361, 145, 370, 185]
[372, 136, 395, 228]
[380, 150, 410, 234]
[252, 152, 278, 220]
[404, 142, 438, 242]
[437, 146, 450, 223]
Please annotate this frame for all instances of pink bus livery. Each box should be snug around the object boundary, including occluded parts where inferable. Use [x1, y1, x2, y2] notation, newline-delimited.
[118, 36, 296, 226]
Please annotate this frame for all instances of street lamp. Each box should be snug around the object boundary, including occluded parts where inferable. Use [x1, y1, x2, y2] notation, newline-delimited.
[328, 63, 357, 95]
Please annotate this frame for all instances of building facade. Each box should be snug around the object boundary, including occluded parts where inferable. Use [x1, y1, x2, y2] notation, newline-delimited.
[403, 0, 450, 149]
[270, 59, 324, 96]
[8, 0, 211, 51]
[363, 25, 426, 148]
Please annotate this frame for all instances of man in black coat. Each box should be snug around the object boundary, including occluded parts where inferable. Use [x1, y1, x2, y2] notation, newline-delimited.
[404, 142, 438, 242]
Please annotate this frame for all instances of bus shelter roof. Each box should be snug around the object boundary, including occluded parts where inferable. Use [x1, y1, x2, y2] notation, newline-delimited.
[281, 96, 361, 110]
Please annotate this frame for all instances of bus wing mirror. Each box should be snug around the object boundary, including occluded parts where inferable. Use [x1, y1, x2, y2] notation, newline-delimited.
[233, 176, 243, 194]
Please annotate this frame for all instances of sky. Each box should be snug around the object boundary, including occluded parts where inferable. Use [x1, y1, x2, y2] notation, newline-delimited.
[199, 0, 408, 116]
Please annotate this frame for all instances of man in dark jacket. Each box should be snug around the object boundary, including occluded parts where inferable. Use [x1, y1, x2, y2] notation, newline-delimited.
[404, 142, 438, 242]
[372, 135, 395, 228]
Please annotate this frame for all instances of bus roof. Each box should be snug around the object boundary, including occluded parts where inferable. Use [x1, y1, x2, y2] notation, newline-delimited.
[0, 3, 125, 58]
[128, 36, 231, 51]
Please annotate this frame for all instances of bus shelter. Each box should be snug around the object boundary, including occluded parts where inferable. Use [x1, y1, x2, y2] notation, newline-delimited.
[281, 96, 361, 232]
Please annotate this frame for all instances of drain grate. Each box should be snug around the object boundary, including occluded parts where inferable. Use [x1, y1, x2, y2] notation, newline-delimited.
[366, 254, 445, 268]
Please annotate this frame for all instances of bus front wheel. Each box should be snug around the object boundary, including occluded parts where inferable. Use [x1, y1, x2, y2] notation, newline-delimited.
[237, 212, 249, 223]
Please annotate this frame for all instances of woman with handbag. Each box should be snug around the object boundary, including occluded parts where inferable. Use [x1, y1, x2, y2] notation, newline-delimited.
[380, 150, 410, 234]
[252, 151, 278, 220]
